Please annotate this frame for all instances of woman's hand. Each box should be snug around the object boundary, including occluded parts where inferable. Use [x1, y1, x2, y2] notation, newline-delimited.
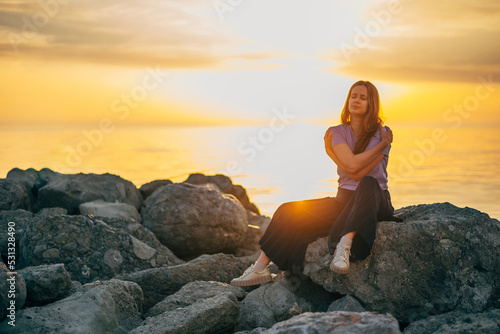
[380, 125, 393, 147]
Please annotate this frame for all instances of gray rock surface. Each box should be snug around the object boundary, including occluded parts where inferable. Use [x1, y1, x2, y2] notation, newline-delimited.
[80, 199, 142, 222]
[0, 263, 26, 321]
[260, 311, 401, 334]
[19, 215, 180, 283]
[0, 209, 34, 260]
[130, 293, 240, 334]
[0, 179, 31, 211]
[36, 207, 68, 217]
[18, 263, 72, 307]
[118, 253, 248, 311]
[7, 168, 143, 214]
[184, 173, 260, 214]
[327, 295, 366, 313]
[142, 183, 248, 258]
[238, 273, 336, 331]
[146, 280, 246, 317]
[403, 308, 500, 334]
[303, 203, 500, 323]
[139, 179, 173, 199]
[0, 279, 143, 334]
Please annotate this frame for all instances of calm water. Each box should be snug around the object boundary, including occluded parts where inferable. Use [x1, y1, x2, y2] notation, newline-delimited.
[1, 124, 499, 219]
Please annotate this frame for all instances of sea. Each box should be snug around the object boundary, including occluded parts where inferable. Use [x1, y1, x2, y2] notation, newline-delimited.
[1, 123, 499, 220]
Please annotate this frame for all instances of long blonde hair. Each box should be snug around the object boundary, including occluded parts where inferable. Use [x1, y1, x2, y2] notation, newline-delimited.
[340, 80, 384, 154]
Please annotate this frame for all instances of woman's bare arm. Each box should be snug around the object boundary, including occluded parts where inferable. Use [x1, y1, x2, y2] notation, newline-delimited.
[326, 144, 384, 181]
[324, 125, 392, 174]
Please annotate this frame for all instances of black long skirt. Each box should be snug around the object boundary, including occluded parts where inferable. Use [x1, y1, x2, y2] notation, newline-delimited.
[258, 176, 395, 272]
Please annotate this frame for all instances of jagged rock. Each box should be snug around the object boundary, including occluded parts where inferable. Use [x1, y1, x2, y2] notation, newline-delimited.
[184, 173, 260, 214]
[6, 168, 143, 214]
[19, 215, 180, 283]
[260, 311, 401, 334]
[0, 179, 31, 211]
[139, 179, 173, 199]
[327, 295, 366, 313]
[18, 263, 72, 307]
[235, 329, 266, 334]
[0, 263, 26, 322]
[99, 216, 184, 266]
[238, 273, 337, 331]
[146, 281, 246, 317]
[303, 203, 500, 323]
[0, 209, 34, 261]
[36, 207, 68, 217]
[130, 293, 240, 334]
[0, 279, 143, 333]
[142, 183, 248, 259]
[118, 253, 248, 311]
[79, 199, 142, 222]
[403, 308, 500, 334]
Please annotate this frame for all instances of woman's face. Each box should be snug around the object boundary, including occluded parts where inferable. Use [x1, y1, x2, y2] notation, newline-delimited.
[348, 85, 368, 117]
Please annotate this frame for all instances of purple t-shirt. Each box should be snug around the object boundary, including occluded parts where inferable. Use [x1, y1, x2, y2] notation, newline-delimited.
[330, 124, 390, 191]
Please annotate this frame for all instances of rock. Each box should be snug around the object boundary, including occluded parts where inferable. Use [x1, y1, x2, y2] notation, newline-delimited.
[6, 168, 143, 214]
[235, 329, 267, 334]
[234, 211, 270, 257]
[184, 173, 260, 214]
[139, 179, 173, 199]
[403, 308, 500, 334]
[260, 311, 401, 334]
[0, 209, 34, 261]
[80, 199, 142, 222]
[99, 216, 184, 267]
[142, 183, 248, 259]
[130, 293, 240, 334]
[0, 279, 143, 333]
[327, 295, 366, 313]
[118, 253, 248, 311]
[303, 203, 500, 323]
[18, 215, 180, 283]
[146, 280, 246, 317]
[238, 273, 337, 331]
[36, 207, 68, 217]
[18, 263, 72, 307]
[0, 262, 26, 322]
[0, 179, 31, 211]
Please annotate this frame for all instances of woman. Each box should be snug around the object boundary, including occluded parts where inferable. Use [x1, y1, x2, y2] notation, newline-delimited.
[231, 80, 397, 287]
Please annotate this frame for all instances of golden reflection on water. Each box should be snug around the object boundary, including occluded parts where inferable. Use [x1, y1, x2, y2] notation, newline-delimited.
[1, 124, 499, 219]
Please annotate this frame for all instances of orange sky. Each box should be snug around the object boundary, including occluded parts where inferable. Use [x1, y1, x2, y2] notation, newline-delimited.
[1, 0, 499, 127]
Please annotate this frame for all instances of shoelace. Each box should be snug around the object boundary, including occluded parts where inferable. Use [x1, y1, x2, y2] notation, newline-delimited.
[239, 265, 255, 278]
[335, 245, 351, 264]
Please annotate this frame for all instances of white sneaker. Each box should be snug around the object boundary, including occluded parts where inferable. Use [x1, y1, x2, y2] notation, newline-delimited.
[230, 265, 273, 287]
[330, 244, 351, 274]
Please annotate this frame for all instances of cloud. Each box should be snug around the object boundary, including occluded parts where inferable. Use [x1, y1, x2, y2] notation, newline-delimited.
[329, 0, 500, 83]
[0, 0, 280, 68]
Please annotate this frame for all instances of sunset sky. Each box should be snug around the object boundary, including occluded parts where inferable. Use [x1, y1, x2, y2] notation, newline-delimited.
[1, 0, 499, 127]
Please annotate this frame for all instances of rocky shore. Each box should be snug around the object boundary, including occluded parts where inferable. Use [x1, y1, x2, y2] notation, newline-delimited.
[0, 168, 499, 333]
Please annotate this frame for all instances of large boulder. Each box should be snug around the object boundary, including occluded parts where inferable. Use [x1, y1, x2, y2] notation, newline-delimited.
[79, 199, 142, 222]
[0, 279, 143, 333]
[6, 168, 143, 214]
[403, 308, 500, 334]
[0, 263, 26, 322]
[18, 263, 72, 307]
[259, 311, 401, 334]
[118, 253, 248, 311]
[139, 179, 173, 199]
[0, 209, 34, 260]
[238, 273, 336, 331]
[146, 280, 246, 317]
[184, 173, 260, 214]
[303, 203, 500, 323]
[18, 215, 181, 283]
[130, 293, 240, 334]
[0, 179, 31, 211]
[142, 183, 248, 259]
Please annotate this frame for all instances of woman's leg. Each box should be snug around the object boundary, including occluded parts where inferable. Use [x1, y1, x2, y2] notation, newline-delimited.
[253, 251, 271, 272]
